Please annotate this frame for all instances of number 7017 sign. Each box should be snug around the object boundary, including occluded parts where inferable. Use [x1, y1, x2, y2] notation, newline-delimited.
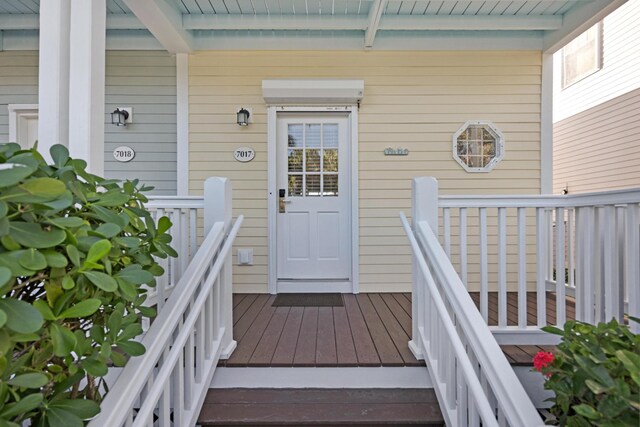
[233, 147, 255, 163]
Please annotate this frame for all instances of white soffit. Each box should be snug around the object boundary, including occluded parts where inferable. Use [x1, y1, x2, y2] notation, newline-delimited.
[262, 80, 365, 105]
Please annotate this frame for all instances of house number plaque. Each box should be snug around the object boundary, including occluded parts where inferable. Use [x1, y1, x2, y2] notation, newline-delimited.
[113, 146, 135, 162]
[234, 147, 255, 163]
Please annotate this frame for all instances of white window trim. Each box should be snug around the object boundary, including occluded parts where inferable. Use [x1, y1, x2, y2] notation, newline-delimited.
[267, 105, 360, 294]
[452, 120, 505, 173]
[8, 104, 39, 147]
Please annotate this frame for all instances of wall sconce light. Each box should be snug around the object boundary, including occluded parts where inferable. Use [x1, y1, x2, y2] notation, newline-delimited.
[111, 108, 130, 127]
[236, 108, 250, 126]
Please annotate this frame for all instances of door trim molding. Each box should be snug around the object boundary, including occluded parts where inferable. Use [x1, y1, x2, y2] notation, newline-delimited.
[267, 105, 359, 294]
[8, 104, 39, 147]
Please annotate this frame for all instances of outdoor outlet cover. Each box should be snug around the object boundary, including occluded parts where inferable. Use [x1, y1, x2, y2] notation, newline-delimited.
[237, 248, 253, 265]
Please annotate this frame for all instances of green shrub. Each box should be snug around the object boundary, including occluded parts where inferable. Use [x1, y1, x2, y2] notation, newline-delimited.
[0, 143, 176, 427]
[538, 318, 639, 426]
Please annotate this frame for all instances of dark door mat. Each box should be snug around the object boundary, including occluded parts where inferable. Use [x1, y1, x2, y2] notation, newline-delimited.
[272, 293, 344, 307]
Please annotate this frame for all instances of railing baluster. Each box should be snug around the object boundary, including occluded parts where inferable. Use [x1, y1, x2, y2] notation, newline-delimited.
[479, 208, 488, 322]
[625, 203, 640, 333]
[536, 208, 547, 327]
[460, 208, 468, 288]
[603, 205, 619, 321]
[190, 208, 198, 257]
[443, 207, 451, 258]
[594, 207, 604, 322]
[180, 208, 190, 277]
[196, 310, 206, 382]
[171, 209, 181, 288]
[185, 330, 195, 411]
[498, 207, 507, 328]
[567, 208, 575, 291]
[546, 209, 553, 283]
[555, 207, 566, 326]
[517, 207, 527, 328]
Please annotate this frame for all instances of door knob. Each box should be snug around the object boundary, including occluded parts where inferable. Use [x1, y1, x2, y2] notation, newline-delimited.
[279, 189, 286, 213]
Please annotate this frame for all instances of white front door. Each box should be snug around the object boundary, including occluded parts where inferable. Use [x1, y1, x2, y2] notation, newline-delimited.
[276, 113, 351, 288]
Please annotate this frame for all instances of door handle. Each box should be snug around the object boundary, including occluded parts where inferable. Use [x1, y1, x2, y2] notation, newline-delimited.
[279, 189, 287, 213]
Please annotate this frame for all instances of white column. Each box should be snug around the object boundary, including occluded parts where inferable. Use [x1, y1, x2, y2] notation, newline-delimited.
[38, 0, 71, 160]
[68, 0, 106, 175]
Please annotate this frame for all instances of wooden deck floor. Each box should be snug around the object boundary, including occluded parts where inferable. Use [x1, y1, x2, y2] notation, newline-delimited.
[222, 292, 572, 368]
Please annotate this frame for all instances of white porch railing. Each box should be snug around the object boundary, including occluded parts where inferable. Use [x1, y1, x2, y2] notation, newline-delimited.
[439, 187, 640, 340]
[401, 177, 543, 427]
[89, 178, 242, 427]
[145, 196, 204, 310]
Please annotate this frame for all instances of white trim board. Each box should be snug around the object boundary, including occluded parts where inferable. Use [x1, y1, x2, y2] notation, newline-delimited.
[267, 105, 360, 294]
[8, 104, 39, 147]
[210, 367, 432, 389]
[176, 53, 189, 196]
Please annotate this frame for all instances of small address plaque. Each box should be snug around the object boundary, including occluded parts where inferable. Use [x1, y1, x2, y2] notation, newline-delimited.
[113, 146, 135, 162]
[234, 147, 255, 163]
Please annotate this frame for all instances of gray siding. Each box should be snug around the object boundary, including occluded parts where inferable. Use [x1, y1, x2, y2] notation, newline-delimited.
[553, 87, 640, 194]
[105, 51, 177, 195]
[0, 50, 177, 195]
[0, 51, 39, 142]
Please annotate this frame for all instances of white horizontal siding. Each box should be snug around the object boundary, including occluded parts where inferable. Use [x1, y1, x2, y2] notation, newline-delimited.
[553, 0, 640, 122]
[553, 87, 640, 194]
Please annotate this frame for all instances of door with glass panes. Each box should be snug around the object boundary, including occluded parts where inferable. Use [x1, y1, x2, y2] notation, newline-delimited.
[276, 114, 351, 282]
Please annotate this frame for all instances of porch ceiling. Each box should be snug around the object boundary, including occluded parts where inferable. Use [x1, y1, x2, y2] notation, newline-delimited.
[0, 0, 627, 52]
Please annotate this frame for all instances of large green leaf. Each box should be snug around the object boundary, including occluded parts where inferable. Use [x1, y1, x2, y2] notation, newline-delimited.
[82, 271, 117, 292]
[115, 266, 153, 285]
[0, 308, 6, 328]
[85, 240, 111, 264]
[42, 250, 68, 268]
[0, 266, 11, 287]
[7, 372, 49, 388]
[92, 223, 121, 238]
[81, 358, 108, 377]
[0, 393, 43, 418]
[90, 206, 127, 227]
[0, 163, 35, 188]
[1, 178, 66, 204]
[18, 248, 47, 270]
[48, 399, 100, 420]
[157, 216, 172, 234]
[9, 222, 66, 249]
[0, 201, 7, 217]
[117, 340, 145, 356]
[44, 217, 85, 229]
[50, 145, 69, 168]
[92, 190, 130, 207]
[0, 299, 43, 333]
[59, 299, 101, 319]
[0, 251, 36, 276]
[49, 323, 77, 357]
[65, 245, 81, 267]
[0, 217, 9, 237]
[33, 300, 56, 321]
[43, 407, 83, 427]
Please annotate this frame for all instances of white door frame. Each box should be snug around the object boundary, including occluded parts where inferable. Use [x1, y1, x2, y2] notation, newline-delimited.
[8, 104, 39, 148]
[267, 105, 359, 294]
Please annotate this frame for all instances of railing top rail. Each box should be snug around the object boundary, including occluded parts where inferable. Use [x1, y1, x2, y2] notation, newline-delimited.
[405, 213, 543, 426]
[439, 187, 640, 209]
[146, 196, 205, 209]
[89, 216, 243, 426]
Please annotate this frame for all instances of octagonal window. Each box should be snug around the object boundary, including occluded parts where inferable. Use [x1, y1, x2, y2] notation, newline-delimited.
[453, 120, 504, 172]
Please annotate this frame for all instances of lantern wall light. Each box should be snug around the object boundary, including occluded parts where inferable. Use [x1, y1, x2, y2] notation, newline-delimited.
[111, 107, 132, 126]
[236, 108, 251, 126]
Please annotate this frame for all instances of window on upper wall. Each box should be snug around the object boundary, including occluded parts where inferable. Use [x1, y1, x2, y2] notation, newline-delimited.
[562, 22, 602, 88]
[453, 121, 504, 173]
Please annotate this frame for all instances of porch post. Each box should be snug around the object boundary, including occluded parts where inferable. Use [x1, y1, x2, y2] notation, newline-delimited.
[408, 177, 439, 360]
[204, 177, 237, 359]
[68, 0, 106, 176]
[38, 0, 70, 160]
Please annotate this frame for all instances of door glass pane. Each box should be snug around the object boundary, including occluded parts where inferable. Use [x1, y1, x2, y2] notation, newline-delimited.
[323, 124, 338, 148]
[306, 174, 321, 196]
[306, 124, 321, 148]
[323, 149, 338, 172]
[323, 175, 338, 196]
[306, 149, 321, 172]
[288, 175, 303, 196]
[288, 124, 303, 147]
[288, 149, 303, 172]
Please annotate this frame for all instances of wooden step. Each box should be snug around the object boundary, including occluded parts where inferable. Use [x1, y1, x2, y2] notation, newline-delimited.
[198, 388, 444, 426]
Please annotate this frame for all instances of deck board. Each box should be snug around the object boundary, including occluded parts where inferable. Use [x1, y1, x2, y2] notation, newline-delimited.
[221, 292, 572, 368]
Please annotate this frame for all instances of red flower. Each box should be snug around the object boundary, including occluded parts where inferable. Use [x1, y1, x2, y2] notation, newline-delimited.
[533, 351, 554, 376]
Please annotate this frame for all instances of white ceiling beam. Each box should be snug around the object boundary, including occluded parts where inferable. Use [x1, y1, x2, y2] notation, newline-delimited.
[183, 14, 368, 31]
[0, 13, 145, 30]
[381, 15, 562, 30]
[364, 0, 387, 48]
[543, 0, 627, 53]
[122, 0, 192, 53]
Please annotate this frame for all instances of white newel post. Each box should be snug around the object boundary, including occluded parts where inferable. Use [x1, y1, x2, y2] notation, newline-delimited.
[68, 0, 106, 176]
[409, 177, 439, 360]
[38, 0, 71, 160]
[204, 177, 237, 359]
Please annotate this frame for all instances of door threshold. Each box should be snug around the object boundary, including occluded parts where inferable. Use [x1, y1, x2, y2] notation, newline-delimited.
[277, 280, 353, 293]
